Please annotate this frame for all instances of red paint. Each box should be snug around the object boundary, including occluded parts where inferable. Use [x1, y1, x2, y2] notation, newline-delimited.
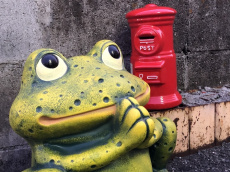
[126, 4, 182, 110]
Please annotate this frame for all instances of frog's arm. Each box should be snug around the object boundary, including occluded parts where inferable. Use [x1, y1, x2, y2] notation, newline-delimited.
[149, 117, 177, 172]
[29, 97, 154, 172]
[138, 116, 177, 171]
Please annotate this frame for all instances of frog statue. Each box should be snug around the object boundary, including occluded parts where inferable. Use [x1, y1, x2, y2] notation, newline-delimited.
[9, 40, 177, 172]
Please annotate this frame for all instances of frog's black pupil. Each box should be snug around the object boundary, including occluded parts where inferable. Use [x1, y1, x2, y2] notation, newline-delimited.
[108, 45, 120, 59]
[41, 54, 59, 68]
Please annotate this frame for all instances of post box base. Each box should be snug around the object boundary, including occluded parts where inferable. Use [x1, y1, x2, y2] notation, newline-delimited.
[145, 92, 182, 110]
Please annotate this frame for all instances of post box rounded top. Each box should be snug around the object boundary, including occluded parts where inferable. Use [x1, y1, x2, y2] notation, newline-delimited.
[126, 4, 177, 19]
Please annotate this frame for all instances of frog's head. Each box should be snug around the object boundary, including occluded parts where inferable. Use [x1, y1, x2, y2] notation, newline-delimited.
[9, 40, 150, 141]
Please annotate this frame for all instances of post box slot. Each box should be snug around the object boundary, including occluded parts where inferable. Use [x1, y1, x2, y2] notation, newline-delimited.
[139, 36, 155, 40]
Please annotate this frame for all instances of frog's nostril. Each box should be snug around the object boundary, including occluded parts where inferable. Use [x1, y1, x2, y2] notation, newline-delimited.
[120, 75, 124, 78]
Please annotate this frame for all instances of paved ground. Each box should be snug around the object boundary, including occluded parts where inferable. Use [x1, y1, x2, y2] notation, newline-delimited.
[167, 142, 230, 172]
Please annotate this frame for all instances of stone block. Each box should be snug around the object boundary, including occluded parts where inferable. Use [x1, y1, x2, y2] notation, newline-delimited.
[0, 63, 27, 148]
[0, 0, 45, 63]
[47, 0, 155, 58]
[0, 146, 31, 172]
[215, 102, 230, 143]
[188, 1, 230, 51]
[215, 2, 230, 50]
[176, 53, 187, 90]
[188, 0, 218, 51]
[186, 51, 230, 90]
[188, 104, 215, 152]
[154, 0, 189, 53]
[150, 107, 189, 154]
[45, 0, 189, 57]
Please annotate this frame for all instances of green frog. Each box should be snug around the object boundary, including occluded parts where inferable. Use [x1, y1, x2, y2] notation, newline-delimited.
[9, 40, 177, 172]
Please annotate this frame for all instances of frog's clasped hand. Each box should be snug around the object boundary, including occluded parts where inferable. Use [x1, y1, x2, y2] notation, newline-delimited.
[114, 97, 154, 149]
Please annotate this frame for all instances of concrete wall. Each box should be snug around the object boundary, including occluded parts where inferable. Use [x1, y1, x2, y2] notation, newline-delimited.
[0, 0, 230, 171]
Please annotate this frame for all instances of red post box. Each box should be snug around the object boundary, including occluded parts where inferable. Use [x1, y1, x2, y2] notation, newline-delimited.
[126, 4, 182, 110]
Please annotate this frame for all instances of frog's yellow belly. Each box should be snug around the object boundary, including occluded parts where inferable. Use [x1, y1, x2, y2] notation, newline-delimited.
[95, 149, 152, 172]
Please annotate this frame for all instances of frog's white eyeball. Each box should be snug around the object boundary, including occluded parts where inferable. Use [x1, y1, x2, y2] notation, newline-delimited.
[102, 45, 124, 70]
[36, 54, 67, 81]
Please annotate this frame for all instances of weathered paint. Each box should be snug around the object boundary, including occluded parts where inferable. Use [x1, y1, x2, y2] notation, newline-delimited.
[216, 102, 230, 143]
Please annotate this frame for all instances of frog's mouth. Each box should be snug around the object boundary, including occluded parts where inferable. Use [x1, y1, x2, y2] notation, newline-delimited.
[39, 86, 150, 126]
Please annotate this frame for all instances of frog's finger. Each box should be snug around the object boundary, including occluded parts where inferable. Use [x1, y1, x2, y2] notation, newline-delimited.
[120, 108, 141, 131]
[137, 106, 150, 117]
[152, 117, 164, 142]
[116, 98, 133, 123]
[122, 110, 154, 149]
[138, 117, 163, 149]
[137, 117, 155, 149]
[124, 120, 147, 146]
[127, 97, 139, 106]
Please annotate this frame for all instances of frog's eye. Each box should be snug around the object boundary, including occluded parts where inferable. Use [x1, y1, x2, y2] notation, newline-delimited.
[102, 45, 123, 70]
[36, 54, 68, 81]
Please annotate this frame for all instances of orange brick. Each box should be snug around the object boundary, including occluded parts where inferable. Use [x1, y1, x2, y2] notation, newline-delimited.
[188, 104, 215, 151]
[215, 102, 230, 143]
